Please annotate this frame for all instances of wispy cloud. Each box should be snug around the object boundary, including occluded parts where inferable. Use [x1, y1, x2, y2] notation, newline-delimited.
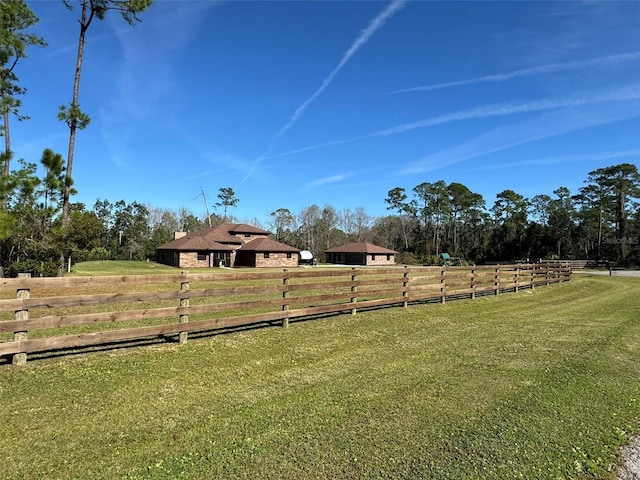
[476, 150, 640, 171]
[304, 173, 353, 190]
[242, 0, 407, 182]
[400, 101, 640, 175]
[389, 51, 640, 94]
[101, 1, 224, 167]
[265, 82, 640, 160]
[378, 83, 640, 134]
[171, 135, 257, 185]
[265, 135, 371, 161]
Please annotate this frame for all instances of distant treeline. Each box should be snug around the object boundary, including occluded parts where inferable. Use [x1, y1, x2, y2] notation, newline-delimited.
[0, 158, 638, 276]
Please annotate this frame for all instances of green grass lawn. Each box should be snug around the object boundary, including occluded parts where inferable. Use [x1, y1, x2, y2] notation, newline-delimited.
[68, 260, 181, 276]
[67, 260, 341, 276]
[1, 274, 639, 479]
[67, 260, 343, 276]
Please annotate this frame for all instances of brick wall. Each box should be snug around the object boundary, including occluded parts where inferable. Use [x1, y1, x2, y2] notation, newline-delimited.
[255, 253, 299, 268]
[179, 252, 213, 268]
[366, 254, 396, 266]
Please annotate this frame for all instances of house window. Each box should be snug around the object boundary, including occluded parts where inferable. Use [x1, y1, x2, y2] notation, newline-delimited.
[244, 234, 251, 238]
[287, 253, 292, 259]
[197, 252, 207, 261]
[387, 255, 391, 261]
[372, 255, 376, 260]
[264, 252, 270, 259]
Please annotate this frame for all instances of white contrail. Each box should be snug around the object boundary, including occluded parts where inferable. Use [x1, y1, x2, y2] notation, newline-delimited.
[272, 0, 407, 146]
[242, 0, 407, 182]
[264, 82, 640, 160]
[305, 173, 353, 190]
[390, 51, 640, 94]
[478, 150, 640, 171]
[377, 82, 640, 135]
[400, 101, 640, 175]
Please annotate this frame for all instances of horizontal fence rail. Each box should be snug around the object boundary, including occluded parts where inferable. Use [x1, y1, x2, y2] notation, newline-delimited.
[0, 263, 571, 365]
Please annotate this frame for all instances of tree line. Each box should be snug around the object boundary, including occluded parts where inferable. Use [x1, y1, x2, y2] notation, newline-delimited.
[0, 1, 638, 276]
[0, 152, 638, 276]
[269, 163, 640, 266]
[380, 164, 639, 265]
[0, 0, 152, 276]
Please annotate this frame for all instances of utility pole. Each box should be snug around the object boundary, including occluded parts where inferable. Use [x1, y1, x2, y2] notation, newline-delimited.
[201, 187, 212, 228]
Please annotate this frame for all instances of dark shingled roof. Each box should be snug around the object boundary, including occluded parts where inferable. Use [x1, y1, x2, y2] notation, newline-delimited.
[156, 233, 233, 251]
[207, 223, 271, 245]
[238, 237, 300, 253]
[324, 242, 397, 254]
[226, 223, 270, 235]
[157, 222, 270, 251]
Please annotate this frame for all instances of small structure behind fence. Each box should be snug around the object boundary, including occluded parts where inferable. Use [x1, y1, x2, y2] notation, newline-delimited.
[0, 263, 571, 365]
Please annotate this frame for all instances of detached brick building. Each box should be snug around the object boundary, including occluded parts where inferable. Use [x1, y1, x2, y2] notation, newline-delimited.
[156, 223, 300, 268]
[324, 242, 397, 266]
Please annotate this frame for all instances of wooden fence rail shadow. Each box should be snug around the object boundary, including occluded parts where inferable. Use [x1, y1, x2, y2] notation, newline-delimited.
[0, 263, 571, 365]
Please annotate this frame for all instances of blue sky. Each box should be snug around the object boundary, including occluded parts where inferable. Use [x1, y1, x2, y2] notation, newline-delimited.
[13, 0, 640, 225]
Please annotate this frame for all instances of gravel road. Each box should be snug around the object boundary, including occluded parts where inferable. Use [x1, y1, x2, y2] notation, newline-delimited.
[618, 437, 640, 480]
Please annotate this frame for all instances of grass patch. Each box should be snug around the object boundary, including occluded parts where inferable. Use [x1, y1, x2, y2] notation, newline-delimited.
[0, 274, 639, 479]
[66, 260, 347, 276]
[68, 260, 181, 276]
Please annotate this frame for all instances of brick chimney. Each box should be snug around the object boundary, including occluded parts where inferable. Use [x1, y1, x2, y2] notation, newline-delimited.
[174, 232, 187, 240]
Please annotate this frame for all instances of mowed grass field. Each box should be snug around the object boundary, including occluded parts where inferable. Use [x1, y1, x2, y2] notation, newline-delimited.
[0, 270, 639, 479]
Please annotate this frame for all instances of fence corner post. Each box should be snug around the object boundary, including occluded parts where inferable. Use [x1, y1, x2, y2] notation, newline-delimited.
[282, 269, 289, 328]
[179, 271, 190, 344]
[440, 267, 446, 303]
[495, 266, 500, 295]
[13, 273, 31, 366]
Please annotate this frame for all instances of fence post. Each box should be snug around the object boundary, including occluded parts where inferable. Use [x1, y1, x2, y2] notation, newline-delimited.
[545, 263, 551, 286]
[514, 266, 519, 293]
[471, 267, 476, 299]
[402, 266, 409, 308]
[13, 273, 31, 366]
[179, 271, 189, 344]
[494, 266, 500, 295]
[351, 268, 358, 315]
[440, 267, 446, 303]
[530, 264, 535, 290]
[282, 269, 289, 328]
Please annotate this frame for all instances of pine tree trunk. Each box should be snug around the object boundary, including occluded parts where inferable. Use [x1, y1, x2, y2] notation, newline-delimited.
[62, 0, 91, 227]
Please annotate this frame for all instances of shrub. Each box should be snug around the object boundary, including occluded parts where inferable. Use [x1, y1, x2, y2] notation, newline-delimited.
[8, 259, 60, 277]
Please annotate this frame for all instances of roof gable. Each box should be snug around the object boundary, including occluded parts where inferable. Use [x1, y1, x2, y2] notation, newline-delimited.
[238, 237, 300, 253]
[226, 223, 270, 235]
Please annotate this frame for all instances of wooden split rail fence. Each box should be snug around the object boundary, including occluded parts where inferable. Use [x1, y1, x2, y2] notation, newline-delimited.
[0, 263, 571, 365]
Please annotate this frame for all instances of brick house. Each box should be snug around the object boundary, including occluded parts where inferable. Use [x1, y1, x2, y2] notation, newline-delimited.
[235, 237, 300, 268]
[156, 223, 300, 268]
[324, 242, 397, 266]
